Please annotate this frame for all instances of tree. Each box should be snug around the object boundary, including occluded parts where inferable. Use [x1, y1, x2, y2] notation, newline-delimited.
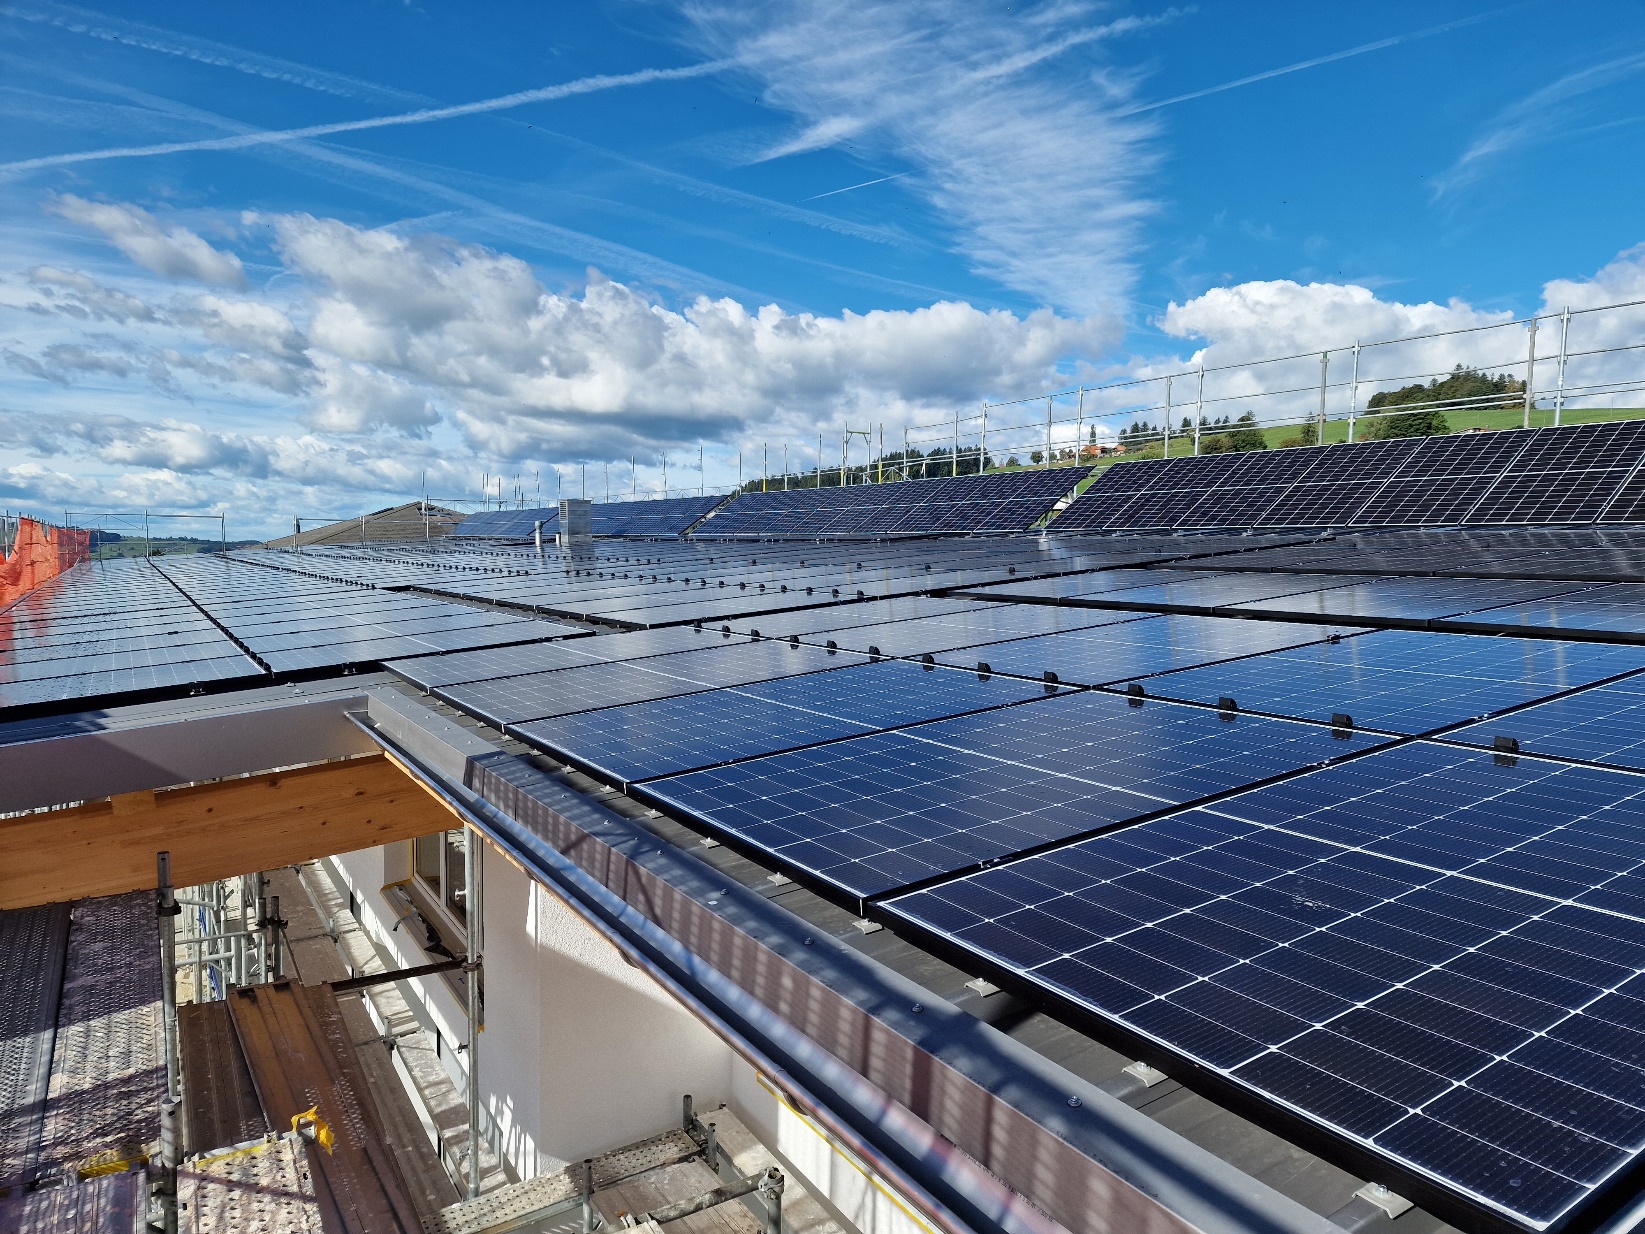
[1029, 450, 1044, 464]
[1363, 365, 1520, 438]
[1201, 411, 1267, 454]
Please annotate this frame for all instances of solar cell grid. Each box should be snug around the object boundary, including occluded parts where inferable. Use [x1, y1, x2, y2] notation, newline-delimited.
[695, 468, 1091, 538]
[638, 690, 1388, 899]
[1128, 629, 1645, 733]
[1446, 676, 1645, 771]
[438, 638, 856, 726]
[1453, 584, 1645, 638]
[513, 658, 1050, 783]
[883, 743, 1645, 1231]
[1469, 421, 1645, 525]
[931, 615, 1349, 685]
[1227, 576, 1594, 623]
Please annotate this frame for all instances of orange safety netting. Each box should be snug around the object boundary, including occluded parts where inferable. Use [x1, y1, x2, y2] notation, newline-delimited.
[0, 517, 92, 610]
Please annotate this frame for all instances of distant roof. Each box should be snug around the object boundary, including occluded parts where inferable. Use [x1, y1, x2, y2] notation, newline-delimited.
[262, 501, 462, 549]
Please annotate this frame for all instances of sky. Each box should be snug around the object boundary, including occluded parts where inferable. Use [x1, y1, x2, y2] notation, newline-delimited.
[4, 0, 1645, 535]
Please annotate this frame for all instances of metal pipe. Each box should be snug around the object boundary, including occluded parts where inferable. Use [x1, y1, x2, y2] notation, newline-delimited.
[157, 852, 181, 1100]
[1044, 398, 1052, 468]
[464, 824, 486, 1199]
[1318, 351, 1329, 441]
[1347, 342, 1361, 443]
[581, 1159, 595, 1234]
[952, 407, 958, 476]
[269, 894, 283, 979]
[1193, 366, 1204, 455]
[979, 406, 987, 474]
[1163, 376, 1172, 457]
[1074, 388, 1084, 464]
[1524, 318, 1539, 429]
[636, 1168, 779, 1227]
[759, 1167, 785, 1234]
[1555, 305, 1571, 426]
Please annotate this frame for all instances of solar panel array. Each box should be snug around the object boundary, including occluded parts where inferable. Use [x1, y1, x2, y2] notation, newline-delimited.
[16, 422, 1645, 1231]
[1055, 420, 1645, 531]
[0, 558, 260, 711]
[452, 495, 728, 539]
[694, 467, 1093, 538]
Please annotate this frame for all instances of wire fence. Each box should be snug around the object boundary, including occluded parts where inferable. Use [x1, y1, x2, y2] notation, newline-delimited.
[450, 296, 1645, 508]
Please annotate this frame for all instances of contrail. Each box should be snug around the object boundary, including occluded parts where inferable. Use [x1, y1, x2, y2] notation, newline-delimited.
[0, 60, 734, 175]
[801, 172, 911, 201]
[1115, 9, 1513, 117]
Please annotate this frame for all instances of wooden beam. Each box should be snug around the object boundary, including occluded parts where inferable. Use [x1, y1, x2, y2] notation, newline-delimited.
[0, 753, 453, 909]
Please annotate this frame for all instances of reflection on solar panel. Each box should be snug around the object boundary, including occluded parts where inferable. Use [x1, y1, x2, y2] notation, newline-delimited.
[695, 468, 1092, 538]
[513, 658, 1050, 783]
[1052, 421, 1645, 531]
[638, 691, 1387, 900]
[1225, 576, 1593, 624]
[0, 558, 263, 710]
[1447, 583, 1645, 640]
[1129, 629, 1645, 733]
[932, 615, 1348, 685]
[883, 744, 1645, 1232]
[1448, 676, 1645, 770]
[451, 496, 728, 539]
[438, 639, 855, 727]
[149, 554, 573, 671]
[1206, 527, 1645, 583]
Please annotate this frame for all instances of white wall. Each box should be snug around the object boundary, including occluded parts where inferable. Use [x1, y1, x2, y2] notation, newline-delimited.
[335, 837, 936, 1234]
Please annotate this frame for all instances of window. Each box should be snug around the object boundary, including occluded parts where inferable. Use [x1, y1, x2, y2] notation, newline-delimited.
[414, 829, 467, 924]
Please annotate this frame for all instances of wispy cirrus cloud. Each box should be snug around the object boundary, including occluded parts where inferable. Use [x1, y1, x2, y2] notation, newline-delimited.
[679, 0, 1170, 316]
[0, 60, 735, 177]
[1434, 47, 1645, 198]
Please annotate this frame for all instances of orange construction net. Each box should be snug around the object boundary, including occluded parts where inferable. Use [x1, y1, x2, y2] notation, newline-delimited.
[0, 517, 92, 611]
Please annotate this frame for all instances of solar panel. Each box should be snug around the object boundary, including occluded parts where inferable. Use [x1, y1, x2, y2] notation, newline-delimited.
[1050, 422, 1645, 533]
[931, 615, 1349, 686]
[694, 468, 1092, 538]
[974, 570, 1359, 613]
[882, 743, 1645, 1232]
[438, 639, 856, 727]
[1225, 577, 1595, 624]
[1449, 583, 1645, 639]
[1201, 527, 1645, 583]
[1447, 676, 1645, 770]
[513, 658, 1050, 784]
[1468, 421, 1645, 525]
[637, 691, 1388, 900]
[450, 496, 728, 539]
[1129, 629, 1645, 733]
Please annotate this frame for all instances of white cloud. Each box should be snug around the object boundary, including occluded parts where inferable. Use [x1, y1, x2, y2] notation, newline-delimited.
[260, 211, 1108, 453]
[306, 354, 438, 435]
[48, 194, 246, 286]
[679, 0, 1163, 314]
[28, 266, 159, 322]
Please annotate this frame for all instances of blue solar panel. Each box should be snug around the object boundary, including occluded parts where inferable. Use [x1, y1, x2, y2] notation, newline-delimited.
[513, 658, 1051, 783]
[438, 639, 857, 727]
[1447, 675, 1645, 770]
[637, 691, 1388, 900]
[1050, 423, 1645, 533]
[932, 615, 1348, 685]
[883, 742, 1645, 1232]
[1128, 629, 1645, 733]
[451, 496, 728, 539]
[695, 469, 1091, 538]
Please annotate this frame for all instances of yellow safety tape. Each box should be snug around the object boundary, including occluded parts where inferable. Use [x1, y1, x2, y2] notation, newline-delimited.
[291, 1105, 336, 1155]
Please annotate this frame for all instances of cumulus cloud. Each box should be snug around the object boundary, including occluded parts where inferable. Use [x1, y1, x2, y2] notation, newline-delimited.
[48, 194, 247, 286]
[259, 211, 1109, 455]
[306, 354, 438, 434]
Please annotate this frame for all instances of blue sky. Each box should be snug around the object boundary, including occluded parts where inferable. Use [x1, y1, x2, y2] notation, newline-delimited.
[4, 0, 1645, 532]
